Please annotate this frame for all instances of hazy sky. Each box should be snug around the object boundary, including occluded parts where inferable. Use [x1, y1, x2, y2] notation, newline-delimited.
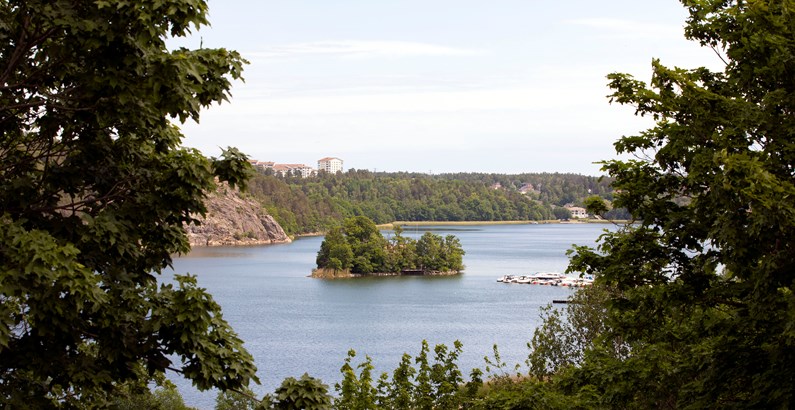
[170, 1, 723, 175]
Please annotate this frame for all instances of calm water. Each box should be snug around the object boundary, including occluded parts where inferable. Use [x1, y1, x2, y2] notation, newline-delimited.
[166, 223, 611, 408]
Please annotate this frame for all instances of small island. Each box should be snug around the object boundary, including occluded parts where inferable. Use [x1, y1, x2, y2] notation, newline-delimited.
[312, 216, 465, 279]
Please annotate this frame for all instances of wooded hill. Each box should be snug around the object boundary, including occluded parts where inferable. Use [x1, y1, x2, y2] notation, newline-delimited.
[247, 169, 628, 235]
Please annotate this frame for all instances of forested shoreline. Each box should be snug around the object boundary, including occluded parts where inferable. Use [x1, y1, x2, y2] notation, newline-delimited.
[247, 170, 629, 235]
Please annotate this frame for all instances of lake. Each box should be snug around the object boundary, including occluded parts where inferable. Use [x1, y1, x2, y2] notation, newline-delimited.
[166, 223, 612, 408]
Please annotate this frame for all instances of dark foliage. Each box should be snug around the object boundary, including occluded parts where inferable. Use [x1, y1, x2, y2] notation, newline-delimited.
[0, 0, 256, 406]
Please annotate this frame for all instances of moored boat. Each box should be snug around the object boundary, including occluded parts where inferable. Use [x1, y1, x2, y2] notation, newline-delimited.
[529, 272, 565, 281]
[496, 272, 594, 286]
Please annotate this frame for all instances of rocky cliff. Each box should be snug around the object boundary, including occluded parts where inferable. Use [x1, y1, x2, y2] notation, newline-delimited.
[185, 183, 291, 247]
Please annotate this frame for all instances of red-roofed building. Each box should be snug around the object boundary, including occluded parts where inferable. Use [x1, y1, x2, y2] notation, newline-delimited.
[248, 160, 275, 171]
[272, 163, 314, 178]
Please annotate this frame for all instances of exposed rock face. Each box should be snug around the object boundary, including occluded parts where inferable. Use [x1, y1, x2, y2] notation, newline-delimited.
[185, 183, 291, 247]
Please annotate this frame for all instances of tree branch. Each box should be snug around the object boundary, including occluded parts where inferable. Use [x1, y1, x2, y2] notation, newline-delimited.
[710, 45, 729, 66]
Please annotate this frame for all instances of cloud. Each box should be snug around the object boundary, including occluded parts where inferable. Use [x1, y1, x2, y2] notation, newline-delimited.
[566, 18, 683, 39]
[245, 40, 484, 59]
[225, 85, 595, 116]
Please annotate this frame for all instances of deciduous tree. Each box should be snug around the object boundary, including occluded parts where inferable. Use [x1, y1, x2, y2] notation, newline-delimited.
[0, 0, 255, 406]
[565, 0, 795, 407]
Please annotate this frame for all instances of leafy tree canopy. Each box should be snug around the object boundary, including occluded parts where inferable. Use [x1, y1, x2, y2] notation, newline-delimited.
[0, 0, 256, 406]
[316, 217, 465, 275]
[562, 0, 795, 407]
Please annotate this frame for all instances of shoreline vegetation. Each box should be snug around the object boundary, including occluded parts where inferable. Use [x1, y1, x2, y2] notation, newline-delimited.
[310, 267, 460, 279]
[293, 219, 628, 238]
[379, 219, 626, 229]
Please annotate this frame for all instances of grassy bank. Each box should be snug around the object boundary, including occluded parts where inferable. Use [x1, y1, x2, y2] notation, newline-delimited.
[299, 220, 628, 237]
[378, 220, 544, 229]
[377, 219, 624, 229]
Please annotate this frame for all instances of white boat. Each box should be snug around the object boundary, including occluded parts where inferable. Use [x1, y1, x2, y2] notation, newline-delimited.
[555, 276, 595, 287]
[497, 272, 578, 286]
[556, 277, 579, 287]
[529, 272, 565, 280]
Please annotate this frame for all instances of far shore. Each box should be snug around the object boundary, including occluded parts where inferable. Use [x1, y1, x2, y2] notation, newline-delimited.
[378, 219, 627, 229]
[292, 219, 628, 239]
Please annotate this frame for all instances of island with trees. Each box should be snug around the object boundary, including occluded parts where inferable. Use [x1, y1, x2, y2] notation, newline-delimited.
[312, 216, 465, 278]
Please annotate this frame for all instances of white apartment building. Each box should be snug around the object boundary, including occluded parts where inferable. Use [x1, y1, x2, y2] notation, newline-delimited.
[317, 157, 343, 174]
[565, 205, 589, 219]
[272, 163, 315, 178]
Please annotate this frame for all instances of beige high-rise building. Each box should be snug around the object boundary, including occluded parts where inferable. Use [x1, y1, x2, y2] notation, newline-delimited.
[317, 157, 343, 174]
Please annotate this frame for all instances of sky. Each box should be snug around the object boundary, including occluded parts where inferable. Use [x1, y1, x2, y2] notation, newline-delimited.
[170, 0, 723, 176]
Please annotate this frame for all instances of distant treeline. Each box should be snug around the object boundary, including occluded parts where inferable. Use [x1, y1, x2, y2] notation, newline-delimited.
[247, 169, 629, 235]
